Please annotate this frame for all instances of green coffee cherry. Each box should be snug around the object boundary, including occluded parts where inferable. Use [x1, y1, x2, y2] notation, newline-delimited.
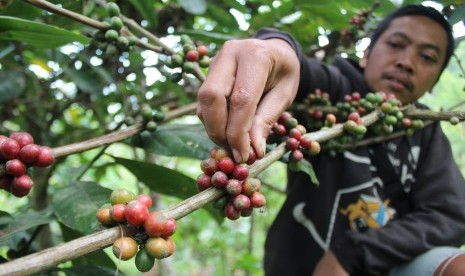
[169, 72, 183, 83]
[110, 16, 123, 31]
[146, 121, 158, 132]
[450, 116, 460, 125]
[106, 2, 121, 17]
[117, 36, 129, 49]
[105, 29, 119, 41]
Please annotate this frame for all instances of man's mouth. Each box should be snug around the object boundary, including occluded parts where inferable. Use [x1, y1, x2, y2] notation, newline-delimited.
[382, 72, 414, 93]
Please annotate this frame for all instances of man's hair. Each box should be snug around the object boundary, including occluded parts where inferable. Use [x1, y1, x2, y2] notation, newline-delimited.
[369, 4, 454, 72]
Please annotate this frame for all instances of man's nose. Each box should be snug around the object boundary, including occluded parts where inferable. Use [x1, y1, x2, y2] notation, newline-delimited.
[395, 50, 415, 74]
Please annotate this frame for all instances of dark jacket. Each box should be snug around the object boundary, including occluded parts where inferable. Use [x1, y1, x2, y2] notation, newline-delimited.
[255, 28, 465, 275]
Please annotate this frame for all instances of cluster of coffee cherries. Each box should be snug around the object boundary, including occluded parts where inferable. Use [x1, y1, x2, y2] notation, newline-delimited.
[0, 132, 54, 197]
[341, 3, 380, 47]
[96, 189, 176, 272]
[165, 34, 211, 82]
[124, 103, 165, 133]
[267, 112, 321, 171]
[92, 2, 138, 57]
[196, 147, 267, 220]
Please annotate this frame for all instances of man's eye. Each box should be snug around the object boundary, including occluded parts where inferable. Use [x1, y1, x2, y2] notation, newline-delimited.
[387, 42, 402, 48]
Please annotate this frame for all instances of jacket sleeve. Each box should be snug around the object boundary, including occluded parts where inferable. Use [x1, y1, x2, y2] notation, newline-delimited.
[331, 123, 465, 273]
[253, 28, 350, 103]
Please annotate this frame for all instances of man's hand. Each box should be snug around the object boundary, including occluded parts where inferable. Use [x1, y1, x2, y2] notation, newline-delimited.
[196, 38, 300, 163]
[313, 250, 349, 276]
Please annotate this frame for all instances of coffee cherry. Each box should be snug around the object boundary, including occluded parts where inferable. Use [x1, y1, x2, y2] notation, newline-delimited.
[97, 204, 115, 226]
[225, 178, 242, 196]
[161, 218, 177, 238]
[5, 159, 26, 177]
[289, 128, 302, 140]
[211, 147, 233, 160]
[224, 202, 240, 220]
[112, 237, 138, 261]
[272, 123, 287, 137]
[144, 212, 168, 237]
[241, 206, 253, 217]
[450, 116, 460, 125]
[105, 29, 119, 41]
[125, 200, 149, 227]
[196, 173, 212, 191]
[285, 117, 298, 130]
[212, 196, 228, 210]
[200, 158, 219, 176]
[18, 144, 41, 164]
[182, 61, 195, 73]
[10, 132, 34, 148]
[290, 150, 304, 162]
[242, 178, 261, 196]
[135, 248, 155, 273]
[33, 146, 54, 167]
[117, 36, 129, 49]
[246, 147, 257, 165]
[110, 203, 126, 223]
[278, 112, 293, 125]
[110, 189, 135, 205]
[136, 194, 153, 209]
[347, 112, 360, 122]
[1, 138, 20, 159]
[106, 2, 121, 17]
[196, 45, 208, 58]
[286, 137, 299, 151]
[309, 141, 321, 156]
[185, 50, 199, 62]
[146, 237, 170, 259]
[198, 56, 210, 68]
[232, 194, 251, 211]
[401, 118, 412, 128]
[166, 236, 175, 256]
[299, 136, 312, 149]
[110, 16, 123, 31]
[10, 174, 33, 197]
[211, 171, 229, 188]
[232, 165, 249, 181]
[218, 157, 235, 174]
[325, 113, 337, 126]
[250, 192, 266, 208]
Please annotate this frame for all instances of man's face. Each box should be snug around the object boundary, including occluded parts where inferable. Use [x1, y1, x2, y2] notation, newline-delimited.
[360, 15, 448, 104]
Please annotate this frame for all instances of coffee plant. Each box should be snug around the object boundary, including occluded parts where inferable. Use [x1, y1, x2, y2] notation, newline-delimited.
[0, 0, 464, 275]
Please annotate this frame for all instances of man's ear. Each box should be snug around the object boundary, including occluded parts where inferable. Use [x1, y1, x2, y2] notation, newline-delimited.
[359, 48, 370, 69]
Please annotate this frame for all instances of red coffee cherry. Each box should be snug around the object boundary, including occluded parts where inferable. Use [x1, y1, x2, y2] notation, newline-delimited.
[196, 173, 212, 191]
[250, 192, 267, 208]
[289, 128, 302, 140]
[218, 157, 235, 174]
[196, 45, 208, 58]
[185, 50, 199, 62]
[5, 159, 26, 177]
[232, 194, 251, 211]
[232, 165, 249, 181]
[211, 171, 229, 188]
[200, 158, 219, 176]
[225, 178, 242, 196]
[144, 212, 168, 237]
[18, 144, 41, 164]
[33, 146, 55, 167]
[224, 202, 240, 220]
[10, 132, 34, 148]
[1, 138, 20, 159]
[124, 200, 149, 227]
[161, 218, 177, 238]
[136, 194, 153, 209]
[10, 174, 33, 198]
[110, 203, 127, 223]
[242, 178, 261, 196]
[246, 147, 257, 165]
[96, 204, 116, 226]
[286, 137, 300, 151]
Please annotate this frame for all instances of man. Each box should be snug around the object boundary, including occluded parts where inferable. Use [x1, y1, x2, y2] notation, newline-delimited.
[197, 4, 465, 275]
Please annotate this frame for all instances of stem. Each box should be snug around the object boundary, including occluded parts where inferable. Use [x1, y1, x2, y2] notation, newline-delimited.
[0, 109, 384, 275]
[21, 0, 107, 29]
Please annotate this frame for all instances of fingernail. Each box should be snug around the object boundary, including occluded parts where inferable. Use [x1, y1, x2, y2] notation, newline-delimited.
[261, 138, 267, 157]
[233, 149, 243, 163]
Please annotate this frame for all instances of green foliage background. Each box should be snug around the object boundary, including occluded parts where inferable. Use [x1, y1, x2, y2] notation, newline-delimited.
[0, 0, 464, 275]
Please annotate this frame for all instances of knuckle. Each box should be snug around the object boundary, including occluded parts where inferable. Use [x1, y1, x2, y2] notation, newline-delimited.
[229, 86, 252, 111]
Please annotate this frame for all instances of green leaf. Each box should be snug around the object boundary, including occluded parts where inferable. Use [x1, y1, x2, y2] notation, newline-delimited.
[112, 156, 198, 198]
[178, 0, 207, 15]
[300, 158, 319, 186]
[0, 16, 90, 48]
[0, 70, 25, 103]
[137, 124, 215, 160]
[52, 182, 112, 234]
[207, 4, 239, 29]
[0, 208, 54, 245]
